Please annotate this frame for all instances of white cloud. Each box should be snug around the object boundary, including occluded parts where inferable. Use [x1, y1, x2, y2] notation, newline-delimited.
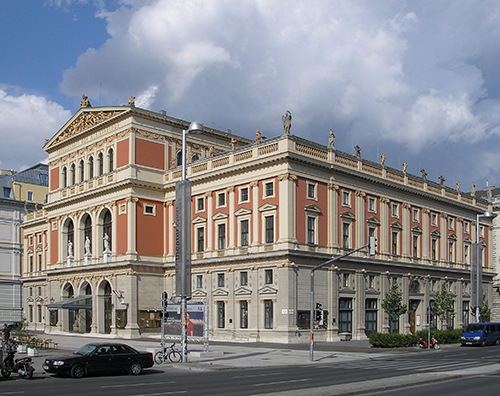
[0, 87, 71, 171]
[57, 0, 500, 184]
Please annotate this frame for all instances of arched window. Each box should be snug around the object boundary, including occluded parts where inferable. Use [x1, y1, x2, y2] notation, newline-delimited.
[62, 167, 67, 188]
[70, 163, 75, 185]
[78, 160, 84, 183]
[88, 156, 94, 179]
[97, 152, 104, 176]
[192, 154, 199, 162]
[176, 151, 183, 166]
[103, 209, 112, 251]
[107, 148, 114, 172]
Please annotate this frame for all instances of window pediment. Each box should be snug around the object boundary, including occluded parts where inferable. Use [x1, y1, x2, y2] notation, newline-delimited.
[304, 204, 322, 214]
[192, 216, 207, 224]
[192, 289, 207, 298]
[464, 236, 472, 243]
[340, 211, 355, 220]
[412, 226, 422, 234]
[448, 233, 457, 241]
[212, 212, 228, 221]
[235, 286, 252, 296]
[366, 216, 380, 225]
[258, 285, 278, 295]
[431, 230, 441, 237]
[213, 288, 229, 297]
[235, 208, 252, 216]
[391, 221, 402, 230]
[259, 203, 278, 212]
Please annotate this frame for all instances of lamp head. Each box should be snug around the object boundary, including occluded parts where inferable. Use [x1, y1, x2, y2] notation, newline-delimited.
[187, 121, 204, 134]
[481, 211, 497, 219]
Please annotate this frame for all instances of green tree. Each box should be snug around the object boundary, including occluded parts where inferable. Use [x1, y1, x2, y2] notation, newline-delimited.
[381, 281, 407, 333]
[471, 294, 491, 322]
[433, 285, 455, 329]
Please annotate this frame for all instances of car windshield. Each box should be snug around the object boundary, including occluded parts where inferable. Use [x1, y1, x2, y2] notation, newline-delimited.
[75, 344, 98, 356]
[465, 324, 485, 333]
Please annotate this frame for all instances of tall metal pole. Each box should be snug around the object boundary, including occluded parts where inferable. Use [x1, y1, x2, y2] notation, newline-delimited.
[180, 129, 188, 363]
[475, 214, 481, 323]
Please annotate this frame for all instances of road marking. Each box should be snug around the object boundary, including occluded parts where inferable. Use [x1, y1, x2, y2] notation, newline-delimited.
[233, 372, 283, 378]
[253, 378, 312, 387]
[0, 393, 26, 395]
[102, 382, 175, 388]
[132, 392, 187, 396]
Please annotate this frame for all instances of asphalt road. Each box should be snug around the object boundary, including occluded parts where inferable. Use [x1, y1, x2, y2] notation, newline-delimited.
[1, 344, 499, 396]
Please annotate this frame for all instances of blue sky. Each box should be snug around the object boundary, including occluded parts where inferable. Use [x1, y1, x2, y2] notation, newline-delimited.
[2, 0, 500, 194]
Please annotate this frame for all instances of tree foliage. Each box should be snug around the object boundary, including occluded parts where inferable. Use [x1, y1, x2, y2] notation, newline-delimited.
[470, 294, 491, 322]
[381, 281, 407, 327]
[433, 285, 455, 328]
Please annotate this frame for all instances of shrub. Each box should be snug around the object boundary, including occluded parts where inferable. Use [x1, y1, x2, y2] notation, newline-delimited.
[369, 328, 463, 348]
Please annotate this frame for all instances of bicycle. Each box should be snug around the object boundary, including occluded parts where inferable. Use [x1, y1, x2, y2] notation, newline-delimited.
[154, 343, 182, 364]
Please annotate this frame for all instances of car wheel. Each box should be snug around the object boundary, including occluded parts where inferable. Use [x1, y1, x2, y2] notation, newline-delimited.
[1, 369, 11, 378]
[129, 361, 143, 375]
[480, 339, 486, 347]
[168, 350, 182, 363]
[70, 364, 85, 378]
[154, 351, 164, 365]
[495, 339, 500, 346]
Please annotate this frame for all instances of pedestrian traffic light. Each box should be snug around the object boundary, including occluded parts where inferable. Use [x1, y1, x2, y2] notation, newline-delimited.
[369, 236, 377, 256]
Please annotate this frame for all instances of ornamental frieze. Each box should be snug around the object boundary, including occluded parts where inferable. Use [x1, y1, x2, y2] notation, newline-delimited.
[54, 111, 122, 145]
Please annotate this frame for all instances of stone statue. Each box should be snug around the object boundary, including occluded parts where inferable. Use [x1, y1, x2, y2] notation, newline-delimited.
[471, 182, 476, 196]
[439, 175, 445, 186]
[67, 240, 73, 257]
[380, 154, 386, 166]
[103, 233, 110, 252]
[354, 145, 361, 158]
[420, 169, 427, 179]
[456, 181, 461, 192]
[84, 236, 91, 255]
[208, 145, 214, 157]
[128, 96, 135, 106]
[80, 94, 91, 108]
[282, 110, 292, 135]
[230, 138, 236, 151]
[402, 162, 407, 173]
[255, 130, 262, 143]
[328, 129, 335, 150]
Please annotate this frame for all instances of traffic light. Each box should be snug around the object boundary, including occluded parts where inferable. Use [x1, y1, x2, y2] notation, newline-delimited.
[315, 303, 323, 321]
[369, 236, 377, 256]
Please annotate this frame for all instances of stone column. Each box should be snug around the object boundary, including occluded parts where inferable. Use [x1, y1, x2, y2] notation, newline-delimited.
[251, 181, 259, 246]
[277, 173, 297, 245]
[328, 180, 339, 251]
[126, 197, 138, 258]
[355, 269, 367, 339]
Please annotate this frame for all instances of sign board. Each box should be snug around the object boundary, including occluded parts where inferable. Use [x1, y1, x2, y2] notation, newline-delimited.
[163, 303, 206, 341]
[175, 180, 192, 297]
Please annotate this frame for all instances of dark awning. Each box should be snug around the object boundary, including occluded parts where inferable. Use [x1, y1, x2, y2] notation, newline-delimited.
[48, 295, 92, 310]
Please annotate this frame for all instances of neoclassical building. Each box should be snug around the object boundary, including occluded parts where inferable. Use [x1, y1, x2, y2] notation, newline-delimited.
[21, 101, 495, 342]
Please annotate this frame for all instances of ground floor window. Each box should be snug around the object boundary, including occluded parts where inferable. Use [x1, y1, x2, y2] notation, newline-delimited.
[240, 301, 248, 329]
[217, 301, 225, 328]
[339, 298, 352, 333]
[139, 311, 161, 329]
[116, 310, 127, 329]
[365, 299, 377, 336]
[462, 301, 469, 327]
[264, 300, 273, 329]
[49, 310, 58, 326]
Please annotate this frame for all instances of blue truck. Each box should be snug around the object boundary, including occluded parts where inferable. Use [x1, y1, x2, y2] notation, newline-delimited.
[461, 322, 500, 346]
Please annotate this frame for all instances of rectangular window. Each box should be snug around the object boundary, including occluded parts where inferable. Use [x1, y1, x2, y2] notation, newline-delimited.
[3, 187, 11, 198]
[365, 299, 378, 336]
[264, 181, 274, 197]
[29, 236, 33, 246]
[196, 275, 203, 289]
[197, 197, 204, 212]
[265, 269, 273, 284]
[240, 271, 248, 286]
[240, 187, 249, 202]
[464, 222, 469, 234]
[368, 197, 375, 212]
[144, 204, 156, 215]
[339, 298, 352, 333]
[413, 209, 419, 222]
[265, 215, 274, 243]
[240, 301, 248, 329]
[392, 231, 398, 255]
[342, 191, 350, 206]
[412, 235, 419, 258]
[37, 254, 42, 271]
[29, 256, 33, 272]
[342, 223, 350, 249]
[197, 228, 205, 252]
[462, 301, 469, 327]
[307, 183, 316, 199]
[307, 216, 316, 244]
[240, 219, 249, 246]
[431, 213, 437, 226]
[449, 218, 454, 230]
[217, 192, 226, 207]
[448, 241, 454, 261]
[37, 234, 42, 244]
[392, 203, 398, 217]
[29, 306, 33, 322]
[217, 301, 225, 328]
[27, 191, 34, 201]
[431, 239, 437, 260]
[264, 300, 273, 329]
[217, 273, 225, 288]
[369, 275, 375, 289]
[217, 223, 226, 250]
[343, 273, 350, 288]
[464, 244, 470, 264]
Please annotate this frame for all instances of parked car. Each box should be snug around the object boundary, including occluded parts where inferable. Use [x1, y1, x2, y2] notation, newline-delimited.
[461, 322, 500, 346]
[43, 343, 154, 378]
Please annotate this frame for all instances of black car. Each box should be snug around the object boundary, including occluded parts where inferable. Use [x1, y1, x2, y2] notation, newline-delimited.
[43, 343, 154, 378]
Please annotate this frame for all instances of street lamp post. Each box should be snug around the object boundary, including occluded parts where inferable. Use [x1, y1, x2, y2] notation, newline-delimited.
[473, 211, 496, 322]
[176, 121, 203, 363]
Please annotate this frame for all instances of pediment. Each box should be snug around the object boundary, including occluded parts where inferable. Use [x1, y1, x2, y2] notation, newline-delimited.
[305, 204, 322, 214]
[26, 248, 34, 254]
[192, 216, 207, 224]
[366, 216, 380, 225]
[259, 203, 278, 212]
[391, 221, 402, 229]
[464, 237, 472, 243]
[340, 211, 355, 220]
[235, 207, 252, 216]
[235, 286, 252, 296]
[212, 212, 229, 221]
[431, 230, 441, 237]
[192, 289, 207, 298]
[213, 288, 229, 297]
[26, 296, 34, 303]
[45, 107, 128, 150]
[412, 226, 422, 233]
[258, 285, 278, 295]
[448, 233, 457, 241]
